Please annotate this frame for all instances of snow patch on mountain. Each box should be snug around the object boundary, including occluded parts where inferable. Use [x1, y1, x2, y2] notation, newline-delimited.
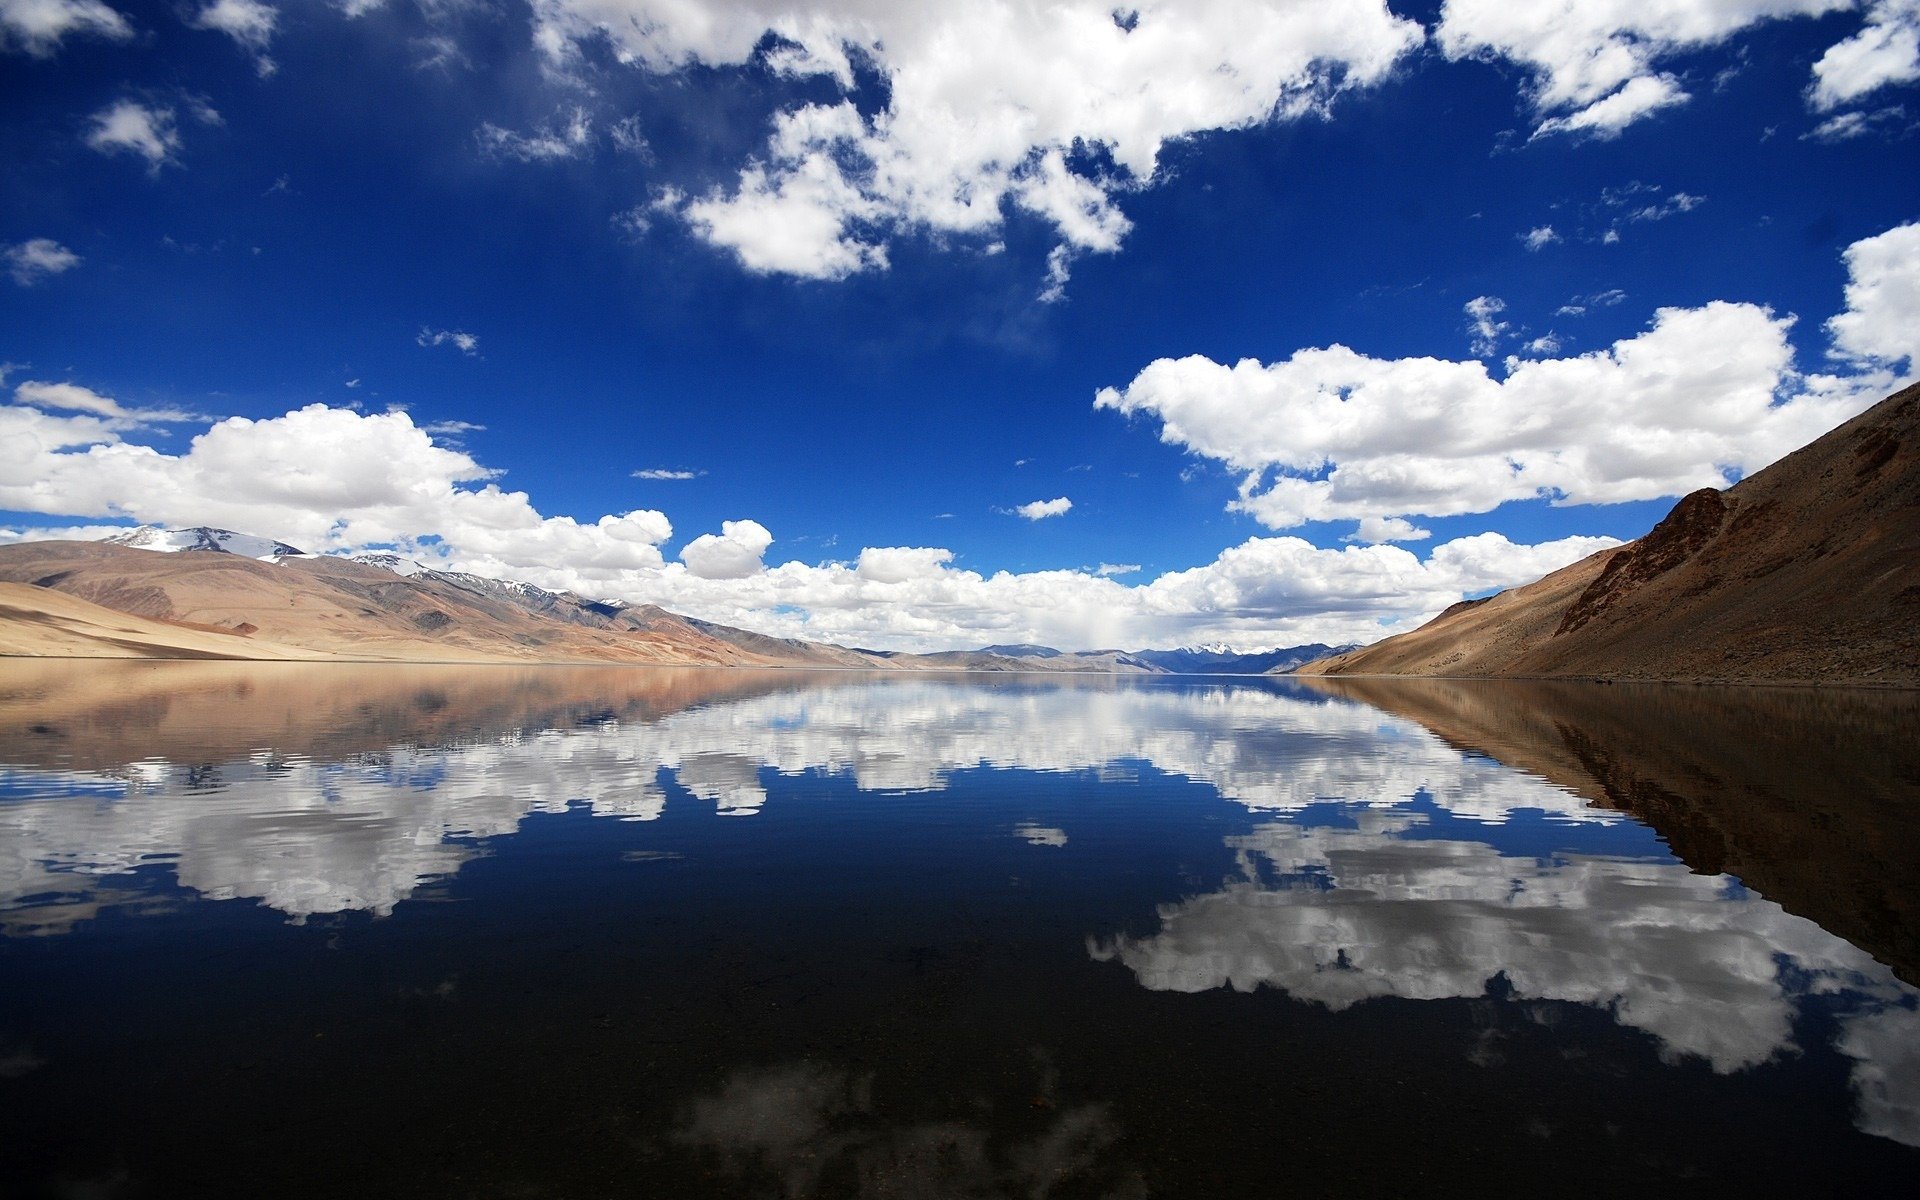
[102, 526, 307, 561]
[350, 552, 432, 578]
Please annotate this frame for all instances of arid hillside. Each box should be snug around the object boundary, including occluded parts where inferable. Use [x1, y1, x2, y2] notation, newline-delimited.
[1301, 382, 1920, 686]
[0, 542, 877, 667]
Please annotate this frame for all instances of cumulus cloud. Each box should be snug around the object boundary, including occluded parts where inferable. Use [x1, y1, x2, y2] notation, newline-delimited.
[5, 238, 79, 286]
[680, 519, 773, 579]
[417, 327, 478, 355]
[0, 0, 131, 55]
[854, 546, 953, 584]
[1437, 0, 1848, 138]
[0, 400, 676, 575]
[1811, 0, 1920, 110]
[476, 106, 593, 161]
[1096, 222, 1912, 537]
[1014, 497, 1072, 521]
[0, 383, 1621, 649]
[1348, 516, 1431, 543]
[528, 0, 1422, 281]
[85, 101, 183, 170]
[190, 0, 277, 76]
[1826, 219, 1920, 370]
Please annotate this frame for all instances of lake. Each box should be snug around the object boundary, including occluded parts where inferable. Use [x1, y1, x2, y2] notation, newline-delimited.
[0, 661, 1916, 1197]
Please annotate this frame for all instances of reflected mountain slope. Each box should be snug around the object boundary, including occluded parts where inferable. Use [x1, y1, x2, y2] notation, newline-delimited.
[1302, 676, 1920, 986]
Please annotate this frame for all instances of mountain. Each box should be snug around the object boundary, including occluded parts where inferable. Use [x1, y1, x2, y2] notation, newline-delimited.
[0, 539, 880, 666]
[1300, 382, 1920, 686]
[961, 642, 1359, 674]
[103, 525, 307, 561]
[0, 534, 1369, 672]
[1132, 644, 1358, 674]
[977, 643, 1063, 659]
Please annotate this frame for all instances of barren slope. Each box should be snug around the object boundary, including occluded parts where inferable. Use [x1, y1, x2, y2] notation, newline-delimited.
[0, 583, 326, 661]
[0, 542, 842, 666]
[1302, 382, 1920, 685]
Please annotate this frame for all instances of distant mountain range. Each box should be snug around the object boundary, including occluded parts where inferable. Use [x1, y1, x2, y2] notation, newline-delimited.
[971, 642, 1356, 675]
[0, 530, 1347, 671]
[1301, 382, 1920, 687]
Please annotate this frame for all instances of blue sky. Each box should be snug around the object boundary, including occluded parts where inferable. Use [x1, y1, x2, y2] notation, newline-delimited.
[2, 0, 1917, 650]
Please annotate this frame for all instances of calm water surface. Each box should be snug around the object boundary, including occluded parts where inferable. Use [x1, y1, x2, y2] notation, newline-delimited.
[0, 661, 1916, 1197]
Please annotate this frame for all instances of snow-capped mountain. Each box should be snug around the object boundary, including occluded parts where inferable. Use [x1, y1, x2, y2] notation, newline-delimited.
[103, 526, 307, 561]
[349, 552, 431, 578]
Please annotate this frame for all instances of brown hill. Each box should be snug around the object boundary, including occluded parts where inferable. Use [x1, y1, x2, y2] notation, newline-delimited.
[1300, 381, 1920, 686]
[0, 541, 879, 667]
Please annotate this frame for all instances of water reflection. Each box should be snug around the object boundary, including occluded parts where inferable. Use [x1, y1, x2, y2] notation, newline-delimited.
[671, 1061, 1143, 1199]
[1089, 805, 1920, 1143]
[0, 660, 1917, 1170]
[0, 663, 1611, 924]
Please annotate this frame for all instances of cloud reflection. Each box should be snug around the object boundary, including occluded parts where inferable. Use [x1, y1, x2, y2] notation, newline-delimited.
[0, 679, 1604, 923]
[1090, 805, 1920, 1147]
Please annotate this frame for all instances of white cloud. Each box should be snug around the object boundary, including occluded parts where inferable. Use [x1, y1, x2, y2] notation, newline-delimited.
[1521, 224, 1560, 250]
[0, 401, 676, 575]
[1348, 516, 1430, 543]
[632, 467, 704, 480]
[1524, 333, 1564, 355]
[0, 0, 131, 55]
[532, 0, 1423, 279]
[1531, 72, 1690, 139]
[13, 380, 201, 423]
[1805, 103, 1911, 139]
[420, 418, 484, 438]
[190, 0, 277, 76]
[1827, 219, 1920, 369]
[1037, 245, 1074, 304]
[1464, 294, 1508, 355]
[1093, 562, 1141, 577]
[680, 519, 773, 579]
[476, 106, 593, 161]
[854, 546, 953, 584]
[416, 327, 479, 355]
[1437, 0, 1847, 137]
[1811, 0, 1920, 109]
[1014, 496, 1072, 521]
[0, 388, 1621, 649]
[1626, 191, 1706, 223]
[1096, 222, 1912, 537]
[5, 238, 79, 286]
[85, 101, 182, 170]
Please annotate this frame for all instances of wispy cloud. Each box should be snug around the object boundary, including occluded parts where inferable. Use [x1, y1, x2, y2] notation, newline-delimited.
[417, 328, 479, 356]
[632, 467, 705, 481]
[13, 379, 204, 424]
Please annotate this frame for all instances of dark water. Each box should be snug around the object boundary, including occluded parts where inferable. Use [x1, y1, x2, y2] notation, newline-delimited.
[0, 662, 1916, 1198]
